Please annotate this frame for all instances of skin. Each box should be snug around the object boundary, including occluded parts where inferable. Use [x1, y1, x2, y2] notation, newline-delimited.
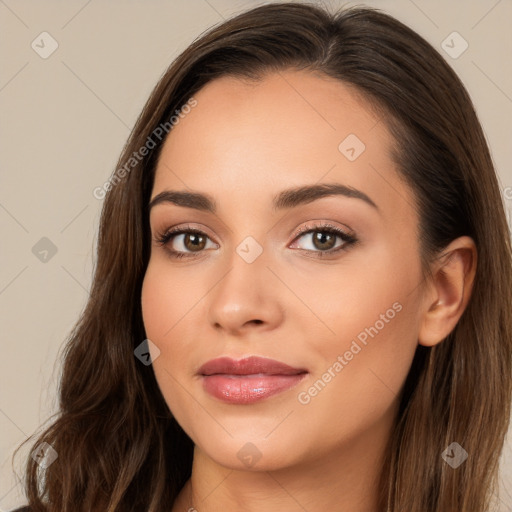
[141, 69, 476, 512]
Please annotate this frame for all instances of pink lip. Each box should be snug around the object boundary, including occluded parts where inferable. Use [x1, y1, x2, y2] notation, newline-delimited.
[198, 356, 308, 404]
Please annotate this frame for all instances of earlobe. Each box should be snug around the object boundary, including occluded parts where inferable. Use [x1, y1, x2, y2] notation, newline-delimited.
[418, 236, 477, 347]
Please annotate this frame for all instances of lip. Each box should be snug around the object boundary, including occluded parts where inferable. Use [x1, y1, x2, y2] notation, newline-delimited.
[198, 356, 308, 404]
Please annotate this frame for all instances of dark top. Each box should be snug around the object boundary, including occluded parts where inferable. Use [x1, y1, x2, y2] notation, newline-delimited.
[11, 507, 30, 511]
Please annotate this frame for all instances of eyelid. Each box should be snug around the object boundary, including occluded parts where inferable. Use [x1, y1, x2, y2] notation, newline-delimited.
[288, 222, 358, 254]
[153, 223, 218, 247]
[291, 221, 355, 239]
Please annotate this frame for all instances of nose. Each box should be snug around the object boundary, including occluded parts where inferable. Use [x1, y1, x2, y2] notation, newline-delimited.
[207, 246, 285, 337]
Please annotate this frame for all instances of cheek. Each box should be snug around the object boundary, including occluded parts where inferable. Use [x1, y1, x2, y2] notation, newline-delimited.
[291, 248, 422, 449]
[141, 258, 200, 343]
[294, 247, 421, 402]
[141, 263, 197, 432]
[294, 239, 421, 353]
[141, 263, 171, 341]
[291, 299, 420, 464]
[141, 262, 191, 386]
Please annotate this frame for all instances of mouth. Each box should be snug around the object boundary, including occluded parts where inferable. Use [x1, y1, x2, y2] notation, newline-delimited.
[198, 356, 308, 404]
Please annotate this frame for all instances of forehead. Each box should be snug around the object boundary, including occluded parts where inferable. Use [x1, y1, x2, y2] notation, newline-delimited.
[152, 69, 414, 224]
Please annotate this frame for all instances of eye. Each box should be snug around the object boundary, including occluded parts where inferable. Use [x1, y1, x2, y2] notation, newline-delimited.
[154, 225, 218, 259]
[290, 222, 358, 257]
[154, 222, 358, 260]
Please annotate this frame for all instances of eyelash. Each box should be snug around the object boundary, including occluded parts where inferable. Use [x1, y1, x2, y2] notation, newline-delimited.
[154, 222, 358, 260]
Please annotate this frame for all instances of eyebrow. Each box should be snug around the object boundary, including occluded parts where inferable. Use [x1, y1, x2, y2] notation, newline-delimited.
[148, 183, 378, 213]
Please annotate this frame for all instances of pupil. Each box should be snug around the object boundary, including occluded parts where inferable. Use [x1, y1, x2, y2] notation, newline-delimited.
[186, 234, 205, 251]
[314, 232, 335, 250]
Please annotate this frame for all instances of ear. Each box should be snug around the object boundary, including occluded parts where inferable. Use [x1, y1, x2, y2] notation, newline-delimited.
[418, 236, 477, 347]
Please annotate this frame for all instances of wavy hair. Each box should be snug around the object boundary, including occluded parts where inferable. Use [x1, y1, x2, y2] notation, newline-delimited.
[14, 3, 512, 511]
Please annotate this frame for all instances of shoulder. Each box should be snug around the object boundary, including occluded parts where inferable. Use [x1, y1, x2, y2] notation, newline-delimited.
[10, 507, 31, 512]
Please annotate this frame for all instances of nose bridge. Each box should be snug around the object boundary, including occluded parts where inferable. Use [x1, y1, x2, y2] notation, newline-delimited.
[206, 233, 284, 333]
[215, 233, 269, 307]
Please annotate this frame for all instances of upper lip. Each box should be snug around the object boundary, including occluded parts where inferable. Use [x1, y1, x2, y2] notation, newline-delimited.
[198, 356, 307, 376]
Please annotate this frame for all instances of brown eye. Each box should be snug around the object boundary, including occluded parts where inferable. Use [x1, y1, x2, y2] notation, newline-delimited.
[182, 233, 207, 252]
[291, 225, 357, 255]
[155, 227, 218, 259]
[311, 231, 337, 251]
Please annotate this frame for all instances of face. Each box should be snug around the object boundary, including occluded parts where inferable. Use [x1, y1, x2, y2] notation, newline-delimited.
[141, 69, 425, 472]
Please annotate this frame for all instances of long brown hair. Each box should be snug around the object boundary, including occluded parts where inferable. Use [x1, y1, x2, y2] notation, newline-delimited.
[14, 3, 512, 511]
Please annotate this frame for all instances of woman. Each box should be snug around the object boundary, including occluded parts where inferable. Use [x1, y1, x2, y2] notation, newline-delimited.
[12, 2, 512, 511]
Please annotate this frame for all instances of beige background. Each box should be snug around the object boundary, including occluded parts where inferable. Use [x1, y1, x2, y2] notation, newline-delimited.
[1, 0, 511, 510]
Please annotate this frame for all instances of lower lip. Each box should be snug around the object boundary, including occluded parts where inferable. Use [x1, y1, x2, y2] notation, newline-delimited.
[202, 374, 307, 404]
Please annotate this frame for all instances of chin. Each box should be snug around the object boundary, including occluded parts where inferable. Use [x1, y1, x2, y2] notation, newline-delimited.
[193, 431, 304, 471]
